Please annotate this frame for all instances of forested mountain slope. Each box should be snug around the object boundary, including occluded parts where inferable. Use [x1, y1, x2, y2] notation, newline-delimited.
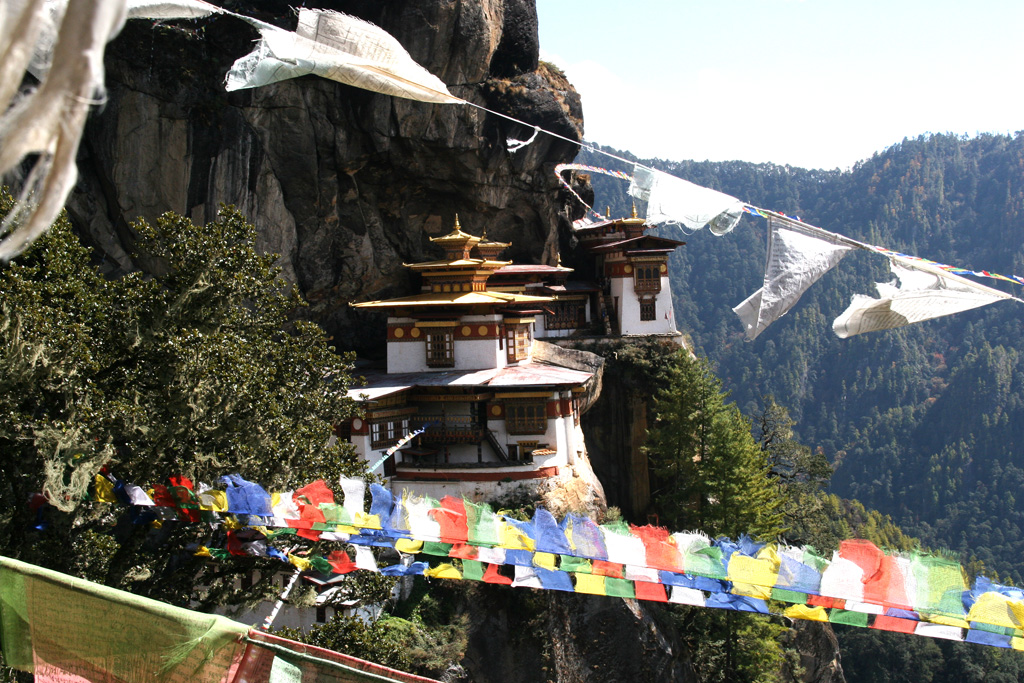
[577, 133, 1024, 581]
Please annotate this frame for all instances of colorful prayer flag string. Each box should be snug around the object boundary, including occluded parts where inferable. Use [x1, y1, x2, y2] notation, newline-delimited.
[74, 472, 1024, 649]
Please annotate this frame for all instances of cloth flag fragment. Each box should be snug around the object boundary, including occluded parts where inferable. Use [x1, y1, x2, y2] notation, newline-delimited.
[225, 8, 461, 104]
[125, 0, 222, 19]
[734, 215, 852, 340]
[628, 165, 744, 235]
[0, 555, 247, 681]
[833, 257, 1014, 338]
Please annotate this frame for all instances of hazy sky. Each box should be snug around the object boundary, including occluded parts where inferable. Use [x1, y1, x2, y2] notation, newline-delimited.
[536, 0, 1024, 170]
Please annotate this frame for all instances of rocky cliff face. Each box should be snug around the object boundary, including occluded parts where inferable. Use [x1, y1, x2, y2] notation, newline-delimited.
[71, 0, 582, 354]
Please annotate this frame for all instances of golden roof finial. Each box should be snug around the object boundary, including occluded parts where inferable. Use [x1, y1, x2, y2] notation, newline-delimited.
[453, 214, 462, 231]
[630, 202, 638, 219]
[557, 252, 562, 267]
[481, 228, 488, 240]
[605, 206, 611, 218]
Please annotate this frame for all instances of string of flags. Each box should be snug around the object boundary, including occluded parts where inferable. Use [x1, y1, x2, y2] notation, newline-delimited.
[82, 471, 1024, 650]
[555, 163, 1024, 339]
[6, 0, 1021, 344]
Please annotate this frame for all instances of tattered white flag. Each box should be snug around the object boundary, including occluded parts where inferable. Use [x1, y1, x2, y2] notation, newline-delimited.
[0, 0, 127, 260]
[832, 257, 1015, 338]
[628, 164, 744, 235]
[734, 216, 852, 340]
[0, 0, 225, 260]
[126, 0, 222, 20]
[226, 9, 462, 105]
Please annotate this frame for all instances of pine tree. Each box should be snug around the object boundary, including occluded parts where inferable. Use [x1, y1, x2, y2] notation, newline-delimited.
[646, 351, 784, 541]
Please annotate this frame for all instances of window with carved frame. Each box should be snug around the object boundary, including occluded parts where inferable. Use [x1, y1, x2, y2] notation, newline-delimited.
[505, 400, 547, 434]
[545, 301, 585, 330]
[371, 417, 410, 449]
[425, 329, 454, 367]
[633, 261, 662, 293]
[505, 324, 531, 363]
[639, 297, 656, 321]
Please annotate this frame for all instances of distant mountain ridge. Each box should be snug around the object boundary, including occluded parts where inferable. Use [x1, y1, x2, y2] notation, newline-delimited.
[577, 133, 1024, 581]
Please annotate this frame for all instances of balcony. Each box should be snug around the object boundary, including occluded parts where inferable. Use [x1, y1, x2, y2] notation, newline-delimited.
[412, 415, 483, 444]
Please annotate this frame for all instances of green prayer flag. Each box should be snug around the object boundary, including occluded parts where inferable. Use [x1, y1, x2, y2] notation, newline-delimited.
[0, 555, 247, 680]
[829, 609, 869, 627]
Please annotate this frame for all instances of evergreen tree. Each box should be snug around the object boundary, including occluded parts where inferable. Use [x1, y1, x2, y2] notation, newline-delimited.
[646, 351, 784, 540]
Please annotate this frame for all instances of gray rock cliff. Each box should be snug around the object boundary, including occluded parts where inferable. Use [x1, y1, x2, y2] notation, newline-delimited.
[70, 0, 582, 355]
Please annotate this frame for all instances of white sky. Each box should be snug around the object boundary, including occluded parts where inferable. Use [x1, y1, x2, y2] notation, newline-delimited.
[536, 0, 1024, 170]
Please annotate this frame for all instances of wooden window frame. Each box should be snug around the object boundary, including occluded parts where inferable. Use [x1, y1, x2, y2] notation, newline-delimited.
[505, 324, 531, 363]
[371, 417, 410, 449]
[545, 302, 580, 331]
[633, 263, 662, 293]
[639, 297, 657, 321]
[505, 400, 548, 435]
[425, 329, 455, 368]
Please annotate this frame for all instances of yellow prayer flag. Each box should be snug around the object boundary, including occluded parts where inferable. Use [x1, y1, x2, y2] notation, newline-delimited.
[93, 475, 117, 503]
[395, 539, 424, 554]
[288, 554, 313, 571]
[354, 512, 382, 530]
[533, 552, 557, 571]
[784, 605, 829, 622]
[199, 490, 228, 512]
[573, 573, 607, 596]
[499, 522, 535, 551]
[922, 614, 969, 629]
[425, 563, 462, 580]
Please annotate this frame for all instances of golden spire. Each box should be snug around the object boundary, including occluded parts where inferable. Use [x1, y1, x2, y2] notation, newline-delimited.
[605, 206, 610, 218]
[453, 214, 461, 231]
[631, 202, 638, 219]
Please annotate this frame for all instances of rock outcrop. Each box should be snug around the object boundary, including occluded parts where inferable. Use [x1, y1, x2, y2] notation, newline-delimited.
[71, 0, 582, 355]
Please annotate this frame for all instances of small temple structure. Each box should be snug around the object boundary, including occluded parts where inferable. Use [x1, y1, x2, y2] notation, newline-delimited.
[342, 211, 685, 499]
[345, 217, 592, 500]
[571, 206, 685, 337]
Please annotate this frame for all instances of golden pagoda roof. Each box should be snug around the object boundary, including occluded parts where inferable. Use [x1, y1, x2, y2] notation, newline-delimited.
[406, 258, 511, 271]
[429, 215, 480, 247]
[476, 229, 510, 250]
[621, 201, 645, 226]
[351, 290, 553, 309]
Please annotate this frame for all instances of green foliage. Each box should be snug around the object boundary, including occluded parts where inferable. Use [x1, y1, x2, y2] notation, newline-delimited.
[0, 195, 360, 606]
[840, 629, 1024, 683]
[277, 582, 470, 679]
[672, 608, 787, 683]
[578, 133, 1024, 677]
[646, 350, 785, 540]
[580, 133, 1024, 577]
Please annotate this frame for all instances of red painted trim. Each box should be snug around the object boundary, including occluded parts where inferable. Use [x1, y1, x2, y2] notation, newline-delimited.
[392, 466, 560, 482]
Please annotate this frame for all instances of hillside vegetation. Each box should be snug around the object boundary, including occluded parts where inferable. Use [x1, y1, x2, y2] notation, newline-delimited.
[577, 132, 1024, 583]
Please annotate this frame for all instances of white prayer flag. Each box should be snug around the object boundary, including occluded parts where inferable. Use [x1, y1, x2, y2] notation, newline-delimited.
[669, 586, 707, 606]
[126, 0, 221, 19]
[0, 0, 128, 260]
[338, 476, 366, 517]
[913, 622, 964, 641]
[628, 165, 744, 235]
[832, 257, 1013, 338]
[124, 484, 155, 506]
[512, 565, 542, 589]
[734, 216, 852, 340]
[226, 9, 461, 105]
[353, 545, 378, 572]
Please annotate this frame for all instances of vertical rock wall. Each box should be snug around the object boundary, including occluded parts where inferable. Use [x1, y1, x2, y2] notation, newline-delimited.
[70, 0, 582, 354]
